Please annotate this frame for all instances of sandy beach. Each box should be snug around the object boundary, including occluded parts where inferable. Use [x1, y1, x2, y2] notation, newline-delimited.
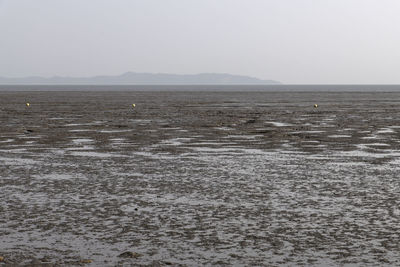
[1, 90, 400, 266]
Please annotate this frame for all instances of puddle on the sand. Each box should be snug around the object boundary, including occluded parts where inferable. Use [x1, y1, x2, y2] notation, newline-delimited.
[159, 127, 182, 130]
[304, 130, 325, 134]
[99, 129, 132, 133]
[64, 122, 102, 127]
[189, 142, 236, 146]
[214, 126, 234, 131]
[266, 121, 292, 127]
[0, 148, 28, 153]
[328, 135, 351, 138]
[185, 146, 277, 156]
[65, 145, 94, 151]
[158, 138, 193, 146]
[0, 138, 14, 143]
[361, 135, 381, 140]
[376, 128, 395, 134]
[224, 135, 263, 139]
[64, 123, 89, 127]
[71, 138, 93, 144]
[327, 161, 368, 167]
[366, 143, 390, 147]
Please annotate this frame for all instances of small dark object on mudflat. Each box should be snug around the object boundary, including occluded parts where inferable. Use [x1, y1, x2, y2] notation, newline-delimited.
[118, 252, 141, 258]
[25, 129, 34, 133]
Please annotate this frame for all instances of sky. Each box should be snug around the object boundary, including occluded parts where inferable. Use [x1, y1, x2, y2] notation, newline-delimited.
[1, 0, 400, 84]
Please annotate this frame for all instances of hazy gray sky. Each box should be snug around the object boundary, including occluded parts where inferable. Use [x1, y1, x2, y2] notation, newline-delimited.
[1, 0, 400, 84]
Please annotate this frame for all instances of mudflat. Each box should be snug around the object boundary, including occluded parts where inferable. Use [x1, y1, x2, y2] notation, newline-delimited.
[1, 90, 400, 266]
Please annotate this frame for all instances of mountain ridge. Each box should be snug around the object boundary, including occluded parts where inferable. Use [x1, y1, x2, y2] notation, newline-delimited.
[0, 72, 280, 85]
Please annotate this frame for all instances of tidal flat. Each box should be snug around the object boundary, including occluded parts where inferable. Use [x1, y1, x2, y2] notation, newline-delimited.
[1, 89, 400, 266]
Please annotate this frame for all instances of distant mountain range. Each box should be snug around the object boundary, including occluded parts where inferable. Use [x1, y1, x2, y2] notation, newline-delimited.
[0, 72, 280, 85]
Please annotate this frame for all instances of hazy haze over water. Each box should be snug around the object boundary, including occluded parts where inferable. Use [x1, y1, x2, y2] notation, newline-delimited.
[1, 0, 400, 84]
[3, 85, 400, 92]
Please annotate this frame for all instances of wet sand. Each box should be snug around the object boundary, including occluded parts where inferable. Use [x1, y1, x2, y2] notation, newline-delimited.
[1, 90, 400, 266]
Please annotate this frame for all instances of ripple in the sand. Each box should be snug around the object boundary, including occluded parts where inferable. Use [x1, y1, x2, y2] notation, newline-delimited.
[109, 138, 126, 142]
[0, 155, 37, 165]
[69, 151, 125, 158]
[159, 138, 193, 146]
[33, 173, 79, 180]
[339, 145, 400, 158]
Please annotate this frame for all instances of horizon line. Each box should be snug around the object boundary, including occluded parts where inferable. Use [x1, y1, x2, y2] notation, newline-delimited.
[3, 83, 400, 86]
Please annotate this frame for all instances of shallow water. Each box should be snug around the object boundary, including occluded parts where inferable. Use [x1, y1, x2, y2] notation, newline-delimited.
[1, 90, 400, 266]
